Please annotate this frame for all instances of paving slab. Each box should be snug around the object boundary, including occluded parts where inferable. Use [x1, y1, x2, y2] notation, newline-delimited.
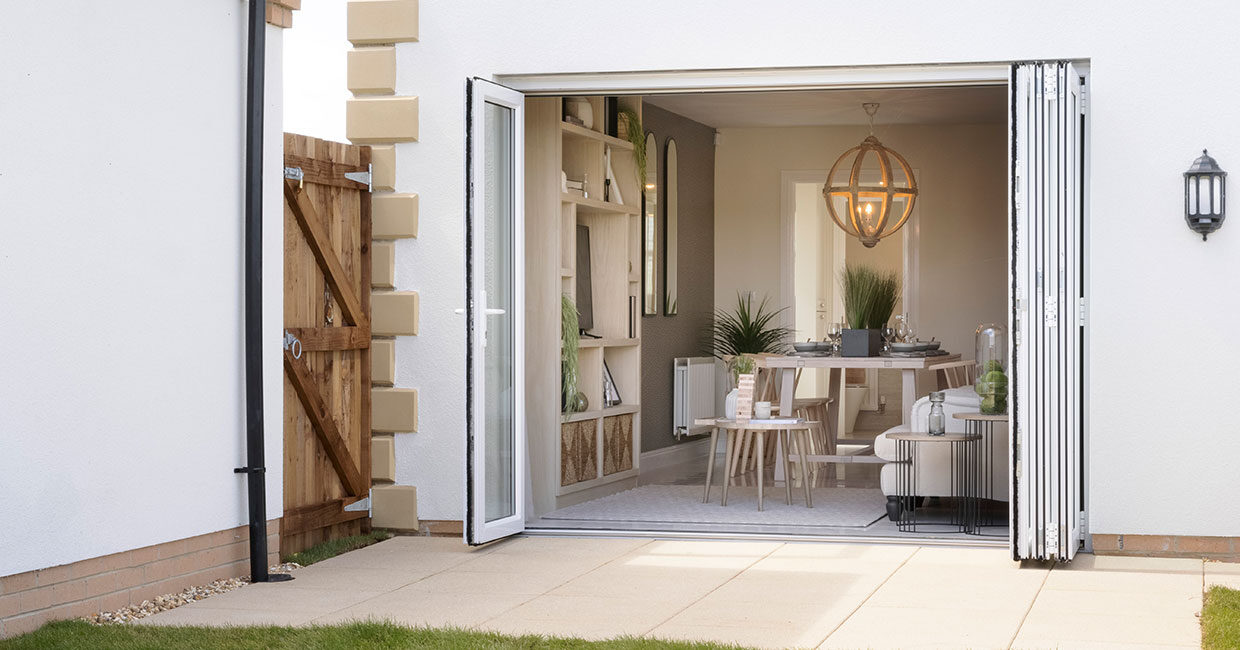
[1206, 559, 1240, 589]
[137, 535, 1209, 648]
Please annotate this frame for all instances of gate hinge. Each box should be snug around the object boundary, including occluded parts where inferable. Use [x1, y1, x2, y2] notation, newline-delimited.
[344, 491, 372, 515]
[283, 166, 304, 188]
[344, 164, 373, 192]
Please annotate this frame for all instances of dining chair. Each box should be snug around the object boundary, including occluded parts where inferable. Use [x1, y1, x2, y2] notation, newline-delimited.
[930, 359, 977, 390]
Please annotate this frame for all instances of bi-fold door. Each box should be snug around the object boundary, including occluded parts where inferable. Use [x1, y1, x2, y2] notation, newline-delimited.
[1011, 61, 1085, 561]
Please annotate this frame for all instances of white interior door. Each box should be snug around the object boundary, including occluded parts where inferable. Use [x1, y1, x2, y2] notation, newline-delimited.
[1011, 61, 1084, 561]
[465, 78, 525, 545]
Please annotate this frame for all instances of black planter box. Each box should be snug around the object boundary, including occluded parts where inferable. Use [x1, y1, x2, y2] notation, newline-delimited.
[841, 329, 882, 357]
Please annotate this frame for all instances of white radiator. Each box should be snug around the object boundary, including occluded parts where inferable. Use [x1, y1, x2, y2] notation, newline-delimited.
[673, 357, 716, 438]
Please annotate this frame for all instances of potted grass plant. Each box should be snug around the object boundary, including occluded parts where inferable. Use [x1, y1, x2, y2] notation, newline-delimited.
[839, 264, 901, 357]
[562, 294, 587, 414]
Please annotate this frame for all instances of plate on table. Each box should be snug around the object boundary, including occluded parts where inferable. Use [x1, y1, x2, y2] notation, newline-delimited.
[890, 342, 920, 352]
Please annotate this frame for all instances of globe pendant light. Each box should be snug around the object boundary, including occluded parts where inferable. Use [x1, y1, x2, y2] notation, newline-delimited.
[823, 103, 919, 248]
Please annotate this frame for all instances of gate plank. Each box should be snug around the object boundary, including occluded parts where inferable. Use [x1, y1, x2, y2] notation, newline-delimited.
[287, 326, 371, 351]
[282, 498, 368, 537]
[284, 179, 368, 328]
[284, 348, 367, 497]
[285, 153, 370, 190]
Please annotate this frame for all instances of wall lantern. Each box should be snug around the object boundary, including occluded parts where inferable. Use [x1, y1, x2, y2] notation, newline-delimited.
[1185, 149, 1226, 240]
[823, 103, 919, 248]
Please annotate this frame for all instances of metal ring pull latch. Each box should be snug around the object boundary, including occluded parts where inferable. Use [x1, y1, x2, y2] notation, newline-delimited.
[283, 330, 302, 359]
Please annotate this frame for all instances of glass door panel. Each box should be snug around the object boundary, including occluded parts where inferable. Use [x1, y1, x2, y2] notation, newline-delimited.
[466, 78, 525, 544]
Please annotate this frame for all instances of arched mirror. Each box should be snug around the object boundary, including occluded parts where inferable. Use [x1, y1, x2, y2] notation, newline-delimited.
[642, 132, 658, 316]
[663, 138, 678, 315]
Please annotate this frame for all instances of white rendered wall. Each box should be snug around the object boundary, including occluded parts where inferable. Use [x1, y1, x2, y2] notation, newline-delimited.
[0, 3, 285, 575]
[389, 1, 1240, 536]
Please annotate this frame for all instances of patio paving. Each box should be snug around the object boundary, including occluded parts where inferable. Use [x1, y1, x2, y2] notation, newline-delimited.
[140, 535, 1209, 648]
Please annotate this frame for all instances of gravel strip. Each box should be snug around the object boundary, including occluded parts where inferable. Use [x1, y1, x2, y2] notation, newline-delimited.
[84, 563, 301, 624]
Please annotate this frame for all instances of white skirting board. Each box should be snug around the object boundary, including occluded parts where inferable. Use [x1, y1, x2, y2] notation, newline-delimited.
[639, 437, 711, 473]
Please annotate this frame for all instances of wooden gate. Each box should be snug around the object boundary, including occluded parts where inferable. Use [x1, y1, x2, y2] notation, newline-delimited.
[282, 133, 372, 555]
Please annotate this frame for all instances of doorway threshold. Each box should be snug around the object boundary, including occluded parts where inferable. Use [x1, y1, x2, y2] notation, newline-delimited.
[523, 525, 1006, 548]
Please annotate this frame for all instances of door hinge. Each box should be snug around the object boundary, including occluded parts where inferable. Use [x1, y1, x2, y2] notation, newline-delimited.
[344, 491, 372, 515]
[1079, 511, 1088, 538]
[1080, 83, 1087, 115]
[1044, 297, 1059, 328]
[1043, 75, 1058, 98]
[344, 164, 373, 191]
[1046, 523, 1060, 548]
[1078, 296, 1087, 327]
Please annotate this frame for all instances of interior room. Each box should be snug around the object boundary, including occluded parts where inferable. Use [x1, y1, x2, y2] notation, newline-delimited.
[524, 84, 1011, 542]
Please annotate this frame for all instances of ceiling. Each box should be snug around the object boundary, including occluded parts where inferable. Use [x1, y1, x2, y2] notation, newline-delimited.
[642, 86, 1006, 129]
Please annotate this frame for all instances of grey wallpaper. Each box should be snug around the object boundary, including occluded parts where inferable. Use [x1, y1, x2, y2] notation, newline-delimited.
[641, 104, 715, 452]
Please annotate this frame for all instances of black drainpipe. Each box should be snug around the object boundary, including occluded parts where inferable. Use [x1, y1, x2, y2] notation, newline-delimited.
[235, 0, 291, 584]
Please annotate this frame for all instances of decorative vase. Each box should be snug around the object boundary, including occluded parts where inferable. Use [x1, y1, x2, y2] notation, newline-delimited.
[841, 328, 882, 357]
[927, 391, 946, 436]
[724, 388, 739, 419]
[566, 98, 593, 129]
[975, 323, 1008, 414]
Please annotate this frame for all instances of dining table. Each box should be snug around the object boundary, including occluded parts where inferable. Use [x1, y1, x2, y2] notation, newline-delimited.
[759, 352, 961, 478]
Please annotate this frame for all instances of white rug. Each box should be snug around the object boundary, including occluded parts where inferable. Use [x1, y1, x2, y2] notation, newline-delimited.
[543, 485, 887, 528]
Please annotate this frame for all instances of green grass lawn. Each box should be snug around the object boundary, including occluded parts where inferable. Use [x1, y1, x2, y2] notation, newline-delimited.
[1203, 585, 1240, 649]
[0, 621, 746, 650]
[283, 530, 394, 567]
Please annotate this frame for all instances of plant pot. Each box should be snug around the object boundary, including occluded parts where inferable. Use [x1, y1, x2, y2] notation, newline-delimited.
[841, 329, 882, 357]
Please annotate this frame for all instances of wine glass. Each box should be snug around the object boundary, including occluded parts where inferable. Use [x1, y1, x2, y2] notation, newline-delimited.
[894, 318, 910, 343]
[826, 321, 843, 356]
[881, 325, 896, 352]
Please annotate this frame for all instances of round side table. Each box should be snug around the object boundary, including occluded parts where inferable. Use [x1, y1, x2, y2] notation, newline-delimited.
[953, 411, 1008, 533]
[887, 431, 982, 534]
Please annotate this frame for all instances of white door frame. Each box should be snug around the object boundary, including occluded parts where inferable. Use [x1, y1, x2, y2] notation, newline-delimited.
[465, 78, 526, 545]
[495, 61, 1090, 548]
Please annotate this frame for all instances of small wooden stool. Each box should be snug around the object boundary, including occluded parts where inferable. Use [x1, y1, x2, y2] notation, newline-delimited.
[696, 418, 816, 511]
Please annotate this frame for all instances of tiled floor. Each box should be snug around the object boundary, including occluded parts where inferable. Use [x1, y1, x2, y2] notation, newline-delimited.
[532, 439, 1009, 542]
[142, 535, 1208, 648]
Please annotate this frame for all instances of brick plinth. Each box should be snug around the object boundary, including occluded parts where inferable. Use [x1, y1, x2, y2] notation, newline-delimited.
[0, 520, 279, 639]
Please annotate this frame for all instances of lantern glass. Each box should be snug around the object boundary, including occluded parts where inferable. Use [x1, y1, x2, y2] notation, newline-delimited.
[1188, 176, 1198, 215]
[1213, 176, 1223, 215]
[1199, 176, 1212, 214]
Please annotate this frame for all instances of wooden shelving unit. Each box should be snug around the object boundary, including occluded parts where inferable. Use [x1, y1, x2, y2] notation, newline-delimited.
[526, 96, 645, 503]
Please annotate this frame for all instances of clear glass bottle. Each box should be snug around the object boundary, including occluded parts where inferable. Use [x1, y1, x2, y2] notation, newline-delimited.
[928, 391, 946, 436]
[975, 323, 1008, 415]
